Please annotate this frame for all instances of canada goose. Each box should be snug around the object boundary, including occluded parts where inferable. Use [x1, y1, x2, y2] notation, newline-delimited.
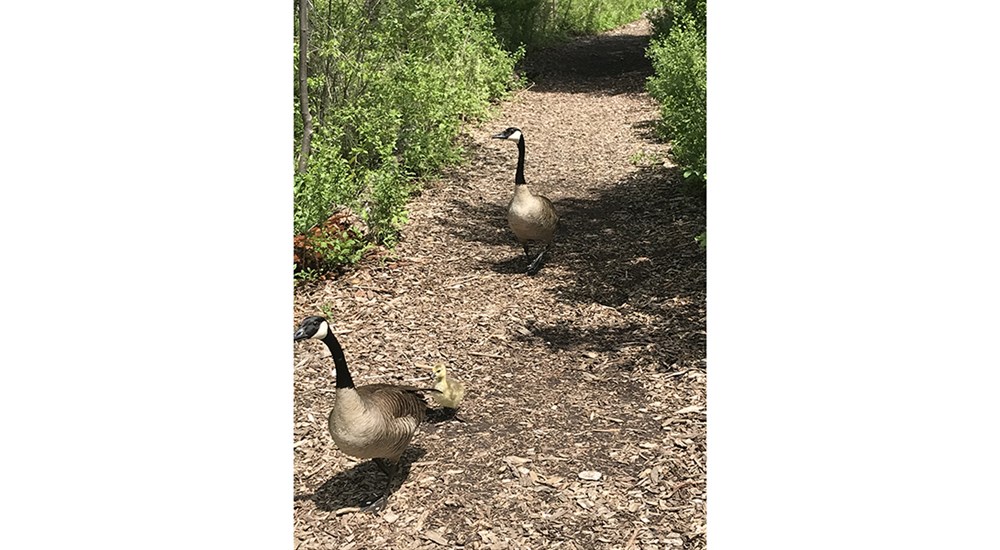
[492, 127, 560, 275]
[293, 315, 431, 512]
[429, 363, 465, 409]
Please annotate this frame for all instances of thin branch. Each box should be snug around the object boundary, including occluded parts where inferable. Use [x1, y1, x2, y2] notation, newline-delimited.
[296, 0, 313, 174]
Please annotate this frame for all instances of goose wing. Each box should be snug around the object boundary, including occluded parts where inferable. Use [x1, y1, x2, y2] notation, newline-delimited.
[536, 194, 560, 228]
[356, 384, 430, 422]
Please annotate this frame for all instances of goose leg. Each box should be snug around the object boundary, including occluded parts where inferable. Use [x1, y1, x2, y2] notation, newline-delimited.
[522, 243, 531, 259]
[361, 458, 398, 513]
[526, 246, 548, 275]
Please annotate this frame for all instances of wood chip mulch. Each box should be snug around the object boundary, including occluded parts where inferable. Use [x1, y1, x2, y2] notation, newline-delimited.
[293, 18, 706, 550]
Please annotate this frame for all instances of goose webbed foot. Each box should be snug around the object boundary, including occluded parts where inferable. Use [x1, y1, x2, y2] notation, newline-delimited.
[360, 494, 388, 513]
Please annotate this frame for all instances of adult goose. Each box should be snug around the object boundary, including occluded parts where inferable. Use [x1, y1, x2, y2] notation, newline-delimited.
[492, 127, 560, 275]
[294, 315, 430, 511]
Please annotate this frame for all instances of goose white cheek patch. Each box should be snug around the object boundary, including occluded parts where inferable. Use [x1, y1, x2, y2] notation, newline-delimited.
[507, 130, 522, 141]
[313, 321, 329, 340]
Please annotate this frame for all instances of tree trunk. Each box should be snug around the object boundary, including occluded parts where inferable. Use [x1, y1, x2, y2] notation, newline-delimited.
[296, 0, 313, 174]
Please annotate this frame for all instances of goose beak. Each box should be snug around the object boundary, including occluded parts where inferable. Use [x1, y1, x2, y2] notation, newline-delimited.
[491, 132, 507, 140]
[293, 328, 308, 341]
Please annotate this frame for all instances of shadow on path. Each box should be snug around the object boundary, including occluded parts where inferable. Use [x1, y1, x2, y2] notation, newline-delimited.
[528, 162, 705, 370]
[436, 154, 705, 370]
[294, 447, 427, 511]
[521, 27, 654, 95]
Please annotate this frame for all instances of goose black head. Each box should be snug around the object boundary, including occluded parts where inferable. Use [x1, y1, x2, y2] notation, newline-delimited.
[294, 315, 330, 341]
[492, 127, 523, 142]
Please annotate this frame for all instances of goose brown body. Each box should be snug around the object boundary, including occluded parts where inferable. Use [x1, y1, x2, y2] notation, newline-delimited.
[328, 384, 427, 460]
[508, 185, 559, 247]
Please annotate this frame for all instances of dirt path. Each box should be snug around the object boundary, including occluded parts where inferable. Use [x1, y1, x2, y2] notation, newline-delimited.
[293, 19, 706, 550]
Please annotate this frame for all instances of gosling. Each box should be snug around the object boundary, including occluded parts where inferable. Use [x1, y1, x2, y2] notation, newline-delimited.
[430, 363, 465, 409]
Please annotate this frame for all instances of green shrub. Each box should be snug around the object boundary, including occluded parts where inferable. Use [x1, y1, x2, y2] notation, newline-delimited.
[646, 11, 706, 183]
[294, 211, 371, 278]
[294, 0, 521, 272]
[648, 0, 705, 38]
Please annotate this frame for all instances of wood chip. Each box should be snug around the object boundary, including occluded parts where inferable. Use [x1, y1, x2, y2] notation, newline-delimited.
[413, 510, 430, 532]
[421, 530, 449, 546]
[625, 526, 641, 549]
[537, 475, 564, 488]
[578, 470, 602, 481]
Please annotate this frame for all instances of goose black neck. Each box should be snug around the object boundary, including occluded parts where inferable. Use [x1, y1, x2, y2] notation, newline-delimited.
[515, 135, 526, 185]
[321, 332, 354, 389]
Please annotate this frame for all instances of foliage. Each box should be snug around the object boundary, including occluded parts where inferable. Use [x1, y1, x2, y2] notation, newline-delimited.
[648, 0, 705, 37]
[645, 2, 706, 185]
[475, 0, 661, 50]
[319, 302, 337, 320]
[293, 213, 371, 276]
[294, 0, 521, 273]
[629, 149, 659, 167]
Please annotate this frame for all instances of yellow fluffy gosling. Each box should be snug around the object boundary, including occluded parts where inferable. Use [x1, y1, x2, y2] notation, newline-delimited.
[430, 363, 465, 409]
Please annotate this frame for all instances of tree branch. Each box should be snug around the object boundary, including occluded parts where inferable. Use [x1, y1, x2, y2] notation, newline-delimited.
[296, 0, 313, 174]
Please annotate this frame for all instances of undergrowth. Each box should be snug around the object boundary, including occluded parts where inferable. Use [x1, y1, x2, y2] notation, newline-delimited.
[646, 0, 706, 248]
[476, 0, 661, 51]
[294, 0, 521, 276]
[646, 0, 706, 186]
